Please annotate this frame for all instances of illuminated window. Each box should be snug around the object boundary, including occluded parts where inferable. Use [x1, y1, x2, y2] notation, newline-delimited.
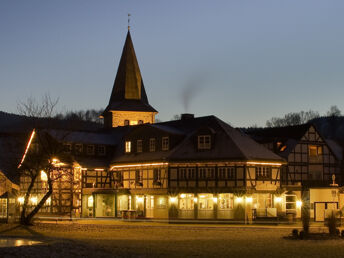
[97, 145, 106, 156]
[125, 141, 131, 153]
[198, 194, 214, 210]
[149, 138, 156, 152]
[218, 194, 234, 210]
[179, 168, 196, 180]
[162, 137, 169, 151]
[137, 140, 143, 153]
[86, 145, 95, 155]
[309, 145, 322, 157]
[153, 169, 161, 183]
[135, 170, 143, 184]
[75, 144, 83, 154]
[63, 143, 72, 153]
[255, 167, 271, 180]
[218, 167, 235, 179]
[179, 194, 194, 210]
[130, 120, 138, 125]
[198, 135, 211, 149]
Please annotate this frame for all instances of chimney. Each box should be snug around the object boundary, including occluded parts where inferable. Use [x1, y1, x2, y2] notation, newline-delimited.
[181, 113, 194, 120]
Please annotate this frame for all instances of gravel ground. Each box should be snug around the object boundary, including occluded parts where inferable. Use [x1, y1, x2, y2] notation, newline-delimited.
[0, 222, 344, 257]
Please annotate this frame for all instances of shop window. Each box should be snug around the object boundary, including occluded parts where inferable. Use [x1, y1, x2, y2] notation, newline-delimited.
[149, 138, 156, 152]
[198, 194, 214, 210]
[179, 194, 194, 210]
[198, 135, 211, 149]
[137, 140, 143, 153]
[218, 194, 234, 210]
[156, 197, 167, 209]
[162, 137, 169, 151]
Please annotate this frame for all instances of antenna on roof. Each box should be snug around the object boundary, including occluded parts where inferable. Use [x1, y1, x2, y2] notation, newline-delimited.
[128, 13, 131, 30]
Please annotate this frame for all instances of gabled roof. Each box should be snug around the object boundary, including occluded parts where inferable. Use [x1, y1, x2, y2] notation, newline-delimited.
[111, 115, 285, 164]
[246, 124, 311, 142]
[103, 31, 157, 114]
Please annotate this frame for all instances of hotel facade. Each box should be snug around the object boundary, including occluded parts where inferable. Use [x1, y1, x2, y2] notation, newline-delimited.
[15, 30, 344, 222]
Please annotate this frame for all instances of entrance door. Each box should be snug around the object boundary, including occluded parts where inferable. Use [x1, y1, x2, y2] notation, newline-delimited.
[315, 203, 325, 222]
[95, 194, 115, 217]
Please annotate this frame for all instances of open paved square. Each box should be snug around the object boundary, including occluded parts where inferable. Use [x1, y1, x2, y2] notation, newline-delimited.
[1, 221, 344, 257]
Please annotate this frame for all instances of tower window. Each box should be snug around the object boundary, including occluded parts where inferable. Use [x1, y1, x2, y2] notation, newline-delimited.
[125, 141, 131, 153]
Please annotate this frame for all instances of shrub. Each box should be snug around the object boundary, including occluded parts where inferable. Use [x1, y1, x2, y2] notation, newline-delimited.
[299, 230, 305, 239]
[327, 211, 337, 235]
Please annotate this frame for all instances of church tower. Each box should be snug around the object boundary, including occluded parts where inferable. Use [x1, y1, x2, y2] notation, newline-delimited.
[102, 30, 157, 128]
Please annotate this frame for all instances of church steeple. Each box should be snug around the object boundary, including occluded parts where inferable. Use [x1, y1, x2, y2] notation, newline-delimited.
[102, 30, 157, 128]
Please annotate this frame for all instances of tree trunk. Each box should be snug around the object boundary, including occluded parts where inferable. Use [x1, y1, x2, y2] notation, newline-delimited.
[20, 173, 37, 225]
[21, 178, 53, 225]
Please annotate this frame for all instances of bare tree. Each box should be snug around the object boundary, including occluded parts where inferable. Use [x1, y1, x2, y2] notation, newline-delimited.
[266, 110, 320, 127]
[327, 105, 341, 117]
[17, 94, 59, 118]
[16, 94, 74, 225]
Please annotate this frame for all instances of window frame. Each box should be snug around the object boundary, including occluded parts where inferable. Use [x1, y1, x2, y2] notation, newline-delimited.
[125, 141, 132, 153]
[198, 135, 211, 150]
[149, 138, 156, 152]
[137, 140, 143, 153]
[162, 137, 169, 151]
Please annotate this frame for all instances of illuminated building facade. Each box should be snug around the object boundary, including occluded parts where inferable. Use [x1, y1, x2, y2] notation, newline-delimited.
[17, 30, 344, 222]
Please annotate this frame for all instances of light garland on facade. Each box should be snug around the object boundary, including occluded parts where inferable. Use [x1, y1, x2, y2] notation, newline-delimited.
[18, 129, 36, 168]
[110, 162, 168, 169]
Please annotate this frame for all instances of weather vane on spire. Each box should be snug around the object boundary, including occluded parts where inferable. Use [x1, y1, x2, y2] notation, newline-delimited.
[128, 13, 131, 30]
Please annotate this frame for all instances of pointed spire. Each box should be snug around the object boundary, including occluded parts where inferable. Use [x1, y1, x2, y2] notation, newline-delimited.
[104, 30, 157, 113]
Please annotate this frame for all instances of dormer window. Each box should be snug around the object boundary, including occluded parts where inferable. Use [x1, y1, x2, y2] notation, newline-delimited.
[98, 145, 106, 156]
[75, 144, 83, 154]
[86, 145, 95, 155]
[149, 138, 156, 152]
[198, 135, 211, 150]
[162, 137, 169, 151]
[137, 140, 143, 153]
[125, 141, 131, 153]
[63, 143, 72, 153]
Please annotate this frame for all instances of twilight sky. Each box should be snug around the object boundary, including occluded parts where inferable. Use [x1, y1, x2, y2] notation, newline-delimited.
[1, 0, 344, 127]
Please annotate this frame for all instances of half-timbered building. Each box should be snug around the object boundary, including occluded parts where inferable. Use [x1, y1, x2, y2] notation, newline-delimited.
[247, 124, 343, 221]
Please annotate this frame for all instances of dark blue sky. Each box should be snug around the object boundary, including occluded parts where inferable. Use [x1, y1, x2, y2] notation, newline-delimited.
[1, 0, 344, 126]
